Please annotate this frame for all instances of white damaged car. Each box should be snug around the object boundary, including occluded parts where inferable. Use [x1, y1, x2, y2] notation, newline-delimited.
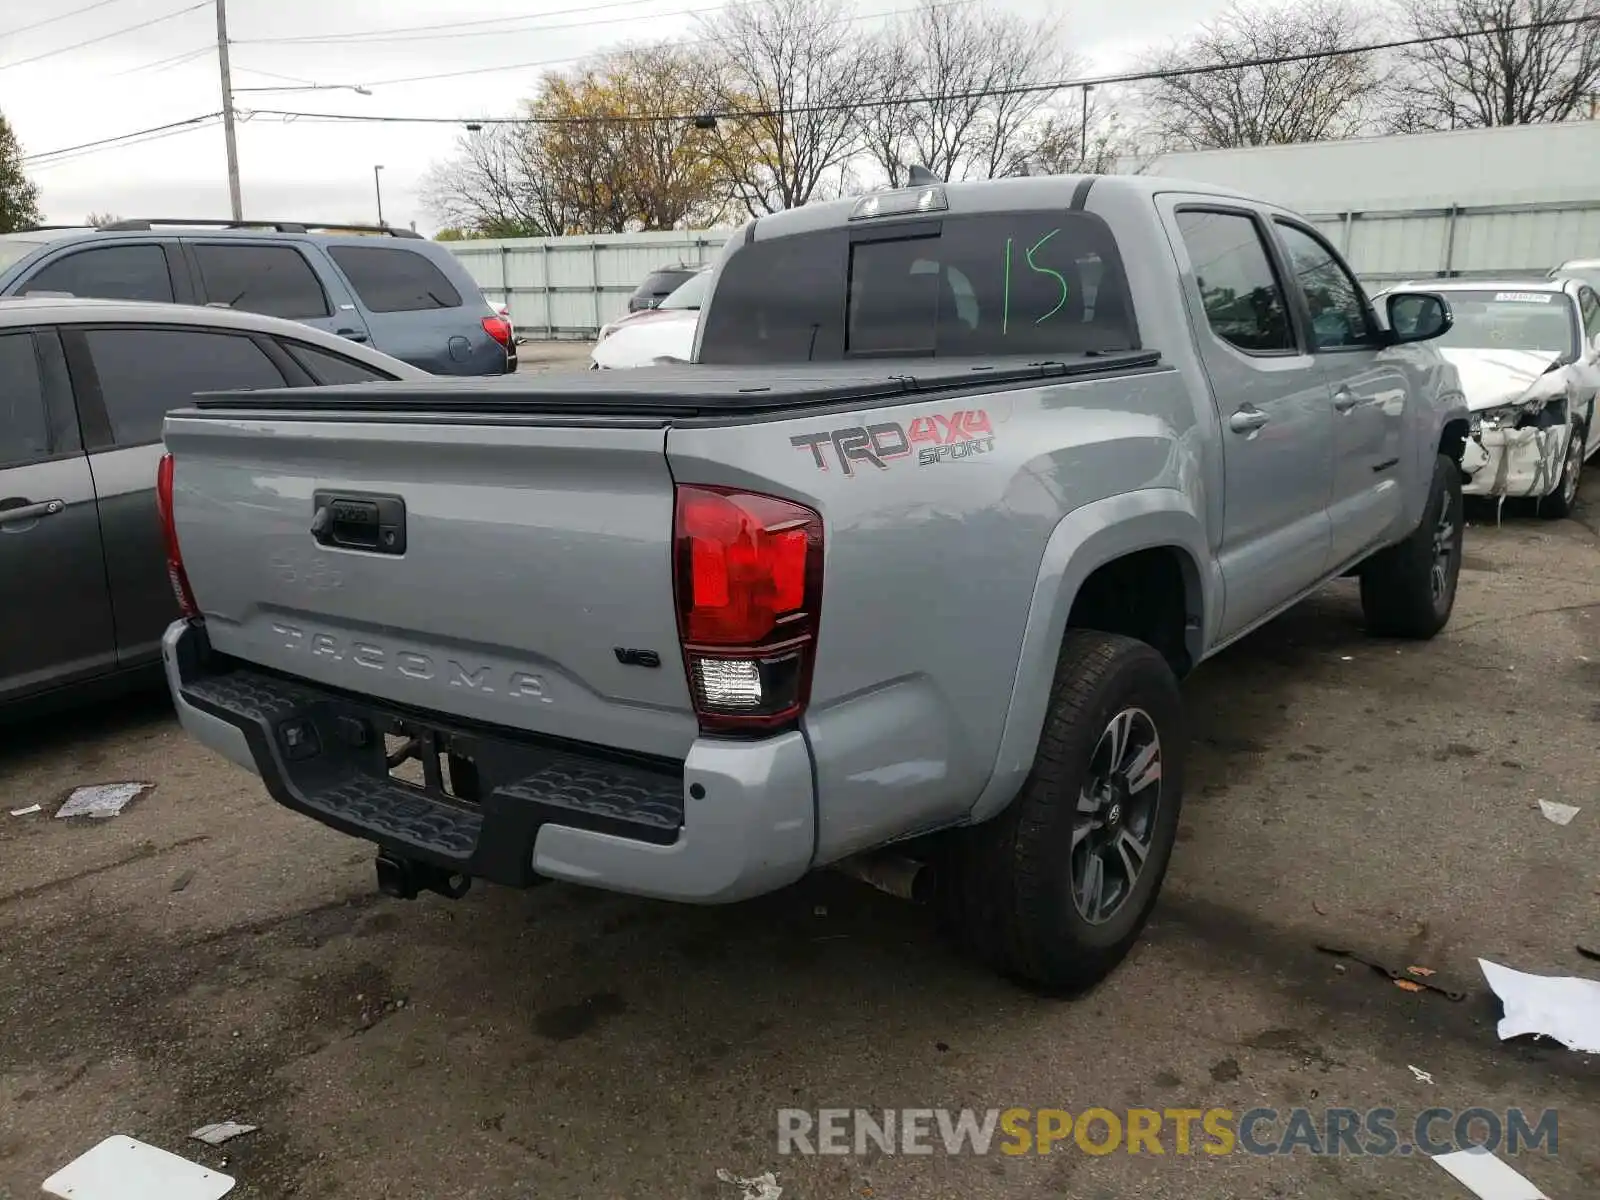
[590, 267, 707, 369]
[1385, 278, 1600, 517]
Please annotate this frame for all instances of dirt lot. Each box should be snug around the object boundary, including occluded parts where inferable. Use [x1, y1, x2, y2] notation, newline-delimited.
[3, 475, 1598, 1200]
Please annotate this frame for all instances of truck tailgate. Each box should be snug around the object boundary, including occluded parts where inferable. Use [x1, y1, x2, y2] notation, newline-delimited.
[162, 413, 698, 760]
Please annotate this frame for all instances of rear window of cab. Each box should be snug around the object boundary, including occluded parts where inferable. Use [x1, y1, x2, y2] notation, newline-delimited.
[698, 210, 1138, 363]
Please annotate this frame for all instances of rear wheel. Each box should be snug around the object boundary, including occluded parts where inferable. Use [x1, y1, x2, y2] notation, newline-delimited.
[1359, 452, 1462, 639]
[1544, 426, 1585, 519]
[936, 630, 1185, 995]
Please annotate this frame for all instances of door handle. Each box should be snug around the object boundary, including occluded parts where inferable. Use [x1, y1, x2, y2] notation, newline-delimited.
[1229, 407, 1271, 434]
[0, 498, 64, 526]
[1332, 388, 1360, 412]
[337, 328, 369, 343]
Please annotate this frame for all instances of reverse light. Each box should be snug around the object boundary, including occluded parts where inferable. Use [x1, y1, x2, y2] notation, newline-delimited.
[673, 485, 823, 734]
[850, 185, 948, 221]
[482, 314, 513, 348]
[155, 452, 199, 618]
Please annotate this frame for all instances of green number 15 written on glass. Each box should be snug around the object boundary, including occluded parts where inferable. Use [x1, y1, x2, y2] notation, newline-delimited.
[1003, 229, 1070, 335]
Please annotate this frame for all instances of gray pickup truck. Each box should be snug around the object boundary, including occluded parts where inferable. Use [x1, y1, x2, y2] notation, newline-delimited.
[159, 174, 1467, 993]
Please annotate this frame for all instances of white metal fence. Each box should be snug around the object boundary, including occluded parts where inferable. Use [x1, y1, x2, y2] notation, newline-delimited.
[442, 197, 1600, 339]
[1304, 199, 1600, 286]
[444, 229, 736, 339]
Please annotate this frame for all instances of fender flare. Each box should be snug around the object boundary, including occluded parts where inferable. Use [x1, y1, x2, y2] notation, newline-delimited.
[965, 489, 1213, 826]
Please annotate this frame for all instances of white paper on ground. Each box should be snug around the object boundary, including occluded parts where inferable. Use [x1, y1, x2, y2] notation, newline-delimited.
[1479, 957, 1600, 1053]
[9, 804, 42, 817]
[1432, 1144, 1549, 1200]
[56, 782, 151, 819]
[41, 1134, 235, 1200]
[190, 1121, 259, 1146]
[716, 1168, 783, 1200]
[1538, 800, 1580, 826]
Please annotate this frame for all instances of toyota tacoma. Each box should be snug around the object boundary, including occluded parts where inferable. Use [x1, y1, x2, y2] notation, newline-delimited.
[158, 173, 1468, 992]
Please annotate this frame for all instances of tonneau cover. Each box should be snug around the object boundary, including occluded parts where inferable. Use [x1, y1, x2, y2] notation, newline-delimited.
[192, 351, 1163, 418]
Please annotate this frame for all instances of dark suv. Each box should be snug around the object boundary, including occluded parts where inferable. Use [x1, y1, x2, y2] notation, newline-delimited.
[626, 262, 704, 312]
[0, 219, 515, 375]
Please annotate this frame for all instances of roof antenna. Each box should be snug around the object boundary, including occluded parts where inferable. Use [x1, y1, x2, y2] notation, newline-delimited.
[906, 164, 939, 185]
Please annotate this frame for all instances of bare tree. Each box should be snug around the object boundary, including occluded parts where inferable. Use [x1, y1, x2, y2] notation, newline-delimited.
[419, 123, 564, 238]
[698, 0, 883, 215]
[862, 1, 1076, 185]
[1391, 0, 1600, 128]
[1027, 87, 1144, 175]
[1137, 0, 1387, 149]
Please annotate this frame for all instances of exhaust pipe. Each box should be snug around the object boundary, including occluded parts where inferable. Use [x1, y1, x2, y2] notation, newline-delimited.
[375, 852, 472, 901]
[833, 853, 933, 904]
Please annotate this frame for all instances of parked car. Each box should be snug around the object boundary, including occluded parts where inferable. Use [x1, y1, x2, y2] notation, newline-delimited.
[159, 173, 1465, 993]
[0, 296, 428, 720]
[0, 219, 514, 376]
[1381, 277, 1600, 516]
[591, 267, 708, 368]
[1549, 258, 1600, 293]
[625, 262, 702, 312]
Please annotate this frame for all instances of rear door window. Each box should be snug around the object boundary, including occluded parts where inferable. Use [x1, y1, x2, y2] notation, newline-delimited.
[21, 244, 175, 303]
[282, 340, 398, 383]
[698, 210, 1138, 363]
[1174, 210, 1295, 354]
[83, 327, 287, 446]
[0, 331, 51, 468]
[328, 246, 463, 313]
[192, 243, 331, 319]
[1580, 287, 1600, 343]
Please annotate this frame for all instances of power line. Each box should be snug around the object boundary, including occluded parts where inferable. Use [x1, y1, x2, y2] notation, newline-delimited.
[234, 0, 688, 45]
[0, 0, 133, 39]
[0, 1, 208, 72]
[22, 113, 223, 164]
[243, 12, 1600, 128]
[109, 43, 213, 77]
[246, 0, 970, 90]
[28, 120, 224, 171]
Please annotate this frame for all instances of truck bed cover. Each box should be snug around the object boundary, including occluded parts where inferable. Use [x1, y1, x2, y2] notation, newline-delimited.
[192, 351, 1164, 419]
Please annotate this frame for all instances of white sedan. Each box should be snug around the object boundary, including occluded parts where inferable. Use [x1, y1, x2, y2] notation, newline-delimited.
[1385, 277, 1600, 517]
[590, 267, 708, 369]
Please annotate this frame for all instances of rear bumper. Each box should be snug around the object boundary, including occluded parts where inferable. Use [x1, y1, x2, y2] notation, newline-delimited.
[162, 620, 815, 903]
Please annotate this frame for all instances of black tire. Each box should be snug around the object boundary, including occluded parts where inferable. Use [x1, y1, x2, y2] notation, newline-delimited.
[936, 630, 1185, 996]
[1543, 426, 1585, 520]
[1358, 452, 1463, 639]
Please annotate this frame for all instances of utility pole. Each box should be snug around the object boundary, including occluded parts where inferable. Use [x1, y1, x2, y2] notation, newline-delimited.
[215, 0, 242, 220]
[373, 165, 385, 226]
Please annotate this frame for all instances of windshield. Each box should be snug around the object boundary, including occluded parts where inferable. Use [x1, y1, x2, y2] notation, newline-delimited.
[1400, 290, 1577, 357]
[659, 270, 709, 310]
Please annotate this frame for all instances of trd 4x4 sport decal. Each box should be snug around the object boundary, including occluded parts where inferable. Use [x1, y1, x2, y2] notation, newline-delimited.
[790, 410, 995, 476]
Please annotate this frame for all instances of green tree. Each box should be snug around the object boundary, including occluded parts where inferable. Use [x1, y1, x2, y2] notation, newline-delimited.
[0, 112, 42, 233]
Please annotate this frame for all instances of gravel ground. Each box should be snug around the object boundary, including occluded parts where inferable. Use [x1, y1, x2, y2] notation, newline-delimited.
[1, 474, 1598, 1200]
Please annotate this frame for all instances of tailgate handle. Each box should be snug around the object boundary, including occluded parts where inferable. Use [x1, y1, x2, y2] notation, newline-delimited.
[311, 491, 407, 554]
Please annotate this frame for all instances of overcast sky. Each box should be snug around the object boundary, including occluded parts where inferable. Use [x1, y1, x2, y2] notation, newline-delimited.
[4, 0, 1230, 233]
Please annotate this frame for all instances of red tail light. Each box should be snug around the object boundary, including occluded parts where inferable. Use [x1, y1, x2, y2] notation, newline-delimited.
[155, 452, 199, 618]
[482, 314, 513, 348]
[673, 485, 823, 734]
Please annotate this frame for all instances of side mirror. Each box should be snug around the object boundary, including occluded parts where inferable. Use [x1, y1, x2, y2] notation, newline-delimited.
[1384, 291, 1453, 344]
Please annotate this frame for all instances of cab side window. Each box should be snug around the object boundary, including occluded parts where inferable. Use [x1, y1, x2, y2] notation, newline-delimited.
[1174, 210, 1294, 354]
[83, 327, 287, 447]
[0, 332, 51, 469]
[22, 245, 175, 303]
[1580, 287, 1600, 346]
[1273, 222, 1379, 350]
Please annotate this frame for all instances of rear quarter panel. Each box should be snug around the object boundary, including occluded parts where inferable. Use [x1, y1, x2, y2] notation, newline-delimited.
[667, 367, 1212, 864]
